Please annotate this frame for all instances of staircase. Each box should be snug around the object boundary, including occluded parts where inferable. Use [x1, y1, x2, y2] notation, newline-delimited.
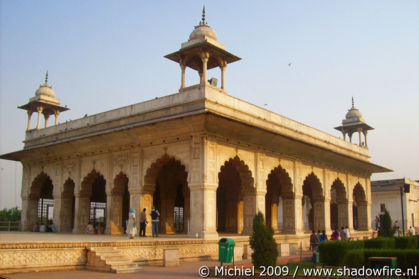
[87, 246, 143, 273]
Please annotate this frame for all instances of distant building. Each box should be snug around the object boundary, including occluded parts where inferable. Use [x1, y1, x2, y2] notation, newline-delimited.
[371, 178, 419, 234]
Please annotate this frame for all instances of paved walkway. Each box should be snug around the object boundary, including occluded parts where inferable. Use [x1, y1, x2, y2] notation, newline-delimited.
[1, 260, 237, 279]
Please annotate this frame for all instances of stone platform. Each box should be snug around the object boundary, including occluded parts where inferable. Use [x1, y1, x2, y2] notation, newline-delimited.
[0, 231, 373, 274]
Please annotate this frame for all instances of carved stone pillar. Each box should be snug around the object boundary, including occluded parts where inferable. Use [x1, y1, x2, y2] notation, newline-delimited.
[54, 110, 60, 126]
[188, 183, 218, 239]
[58, 196, 75, 232]
[105, 190, 112, 234]
[36, 106, 43, 130]
[21, 197, 38, 231]
[109, 193, 124, 234]
[220, 61, 227, 90]
[73, 192, 90, 233]
[270, 202, 279, 233]
[27, 111, 33, 131]
[313, 198, 328, 232]
[358, 202, 368, 231]
[140, 184, 154, 236]
[44, 113, 50, 128]
[200, 52, 209, 86]
[180, 63, 186, 89]
[130, 188, 142, 231]
[337, 201, 350, 229]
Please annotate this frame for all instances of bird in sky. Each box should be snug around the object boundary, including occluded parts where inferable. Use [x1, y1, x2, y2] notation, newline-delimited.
[288, 62, 292, 67]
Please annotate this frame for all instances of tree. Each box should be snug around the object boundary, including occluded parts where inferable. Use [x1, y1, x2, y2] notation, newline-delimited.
[0, 207, 21, 222]
[378, 209, 394, 237]
[249, 212, 278, 267]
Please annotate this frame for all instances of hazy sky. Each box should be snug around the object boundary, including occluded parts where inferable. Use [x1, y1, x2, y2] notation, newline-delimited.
[1, 0, 418, 209]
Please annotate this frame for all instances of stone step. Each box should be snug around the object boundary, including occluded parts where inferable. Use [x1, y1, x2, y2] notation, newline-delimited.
[112, 266, 144, 274]
[100, 255, 130, 261]
[87, 246, 143, 273]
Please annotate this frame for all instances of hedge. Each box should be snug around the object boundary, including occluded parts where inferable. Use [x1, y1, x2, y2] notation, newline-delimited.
[318, 240, 364, 266]
[364, 237, 395, 249]
[344, 249, 419, 271]
[394, 236, 418, 249]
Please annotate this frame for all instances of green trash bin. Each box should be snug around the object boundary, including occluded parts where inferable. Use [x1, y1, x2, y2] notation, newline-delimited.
[218, 238, 235, 264]
[312, 252, 320, 263]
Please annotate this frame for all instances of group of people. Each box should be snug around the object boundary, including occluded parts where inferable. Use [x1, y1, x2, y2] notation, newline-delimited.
[310, 226, 351, 251]
[125, 206, 161, 238]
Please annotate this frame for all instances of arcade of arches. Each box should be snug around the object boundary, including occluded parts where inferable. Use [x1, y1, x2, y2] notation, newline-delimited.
[20, 152, 371, 238]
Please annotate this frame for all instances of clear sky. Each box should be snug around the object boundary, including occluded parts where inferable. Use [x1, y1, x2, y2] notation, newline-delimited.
[1, 0, 418, 209]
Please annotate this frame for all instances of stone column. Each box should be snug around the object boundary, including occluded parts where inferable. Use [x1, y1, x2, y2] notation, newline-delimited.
[347, 199, 354, 231]
[337, 201, 350, 229]
[73, 192, 90, 233]
[282, 195, 303, 234]
[180, 63, 186, 89]
[270, 202, 279, 233]
[220, 61, 227, 90]
[358, 129, 362, 146]
[313, 198, 329, 232]
[21, 197, 38, 231]
[140, 185, 154, 236]
[58, 195, 75, 232]
[26, 111, 33, 131]
[36, 106, 43, 130]
[54, 110, 60, 126]
[358, 202, 368, 231]
[363, 130, 368, 147]
[109, 193, 124, 234]
[44, 113, 50, 128]
[53, 195, 63, 232]
[188, 183, 218, 239]
[200, 52, 209, 86]
[105, 190, 112, 234]
[129, 188, 142, 231]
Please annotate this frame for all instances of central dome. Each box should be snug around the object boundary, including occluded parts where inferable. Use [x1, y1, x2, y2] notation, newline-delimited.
[189, 23, 218, 41]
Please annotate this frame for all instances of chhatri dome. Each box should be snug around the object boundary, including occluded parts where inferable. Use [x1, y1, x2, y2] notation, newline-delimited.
[165, 6, 240, 91]
[18, 71, 69, 130]
[188, 7, 218, 42]
[335, 97, 373, 148]
[33, 72, 57, 102]
[344, 97, 365, 124]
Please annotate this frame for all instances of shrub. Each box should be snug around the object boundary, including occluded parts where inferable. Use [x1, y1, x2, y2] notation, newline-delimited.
[344, 249, 419, 271]
[249, 212, 278, 267]
[364, 237, 395, 249]
[378, 209, 394, 237]
[394, 236, 418, 249]
[343, 249, 365, 268]
[318, 240, 364, 266]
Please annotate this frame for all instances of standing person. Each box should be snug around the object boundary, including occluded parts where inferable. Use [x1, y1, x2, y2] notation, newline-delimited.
[393, 221, 400, 236]
[344, 226, 350, 240]
[340, 227, 347, 240]
[320, 230, 328, 242]
[374, 216, 380, 231]
[331, 229, 339, 240]
[126, 208, 137, 239]
[150, 206, 160, 237]
[310, 230, 320, 251]
[409, 226, 415, 236]
[139, 208, 147, 237]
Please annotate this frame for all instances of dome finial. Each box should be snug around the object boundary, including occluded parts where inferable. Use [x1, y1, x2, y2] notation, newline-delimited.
[45, 71, 49, 84]
[201, 5, 206, 25]
[351, 96, 354, 108]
